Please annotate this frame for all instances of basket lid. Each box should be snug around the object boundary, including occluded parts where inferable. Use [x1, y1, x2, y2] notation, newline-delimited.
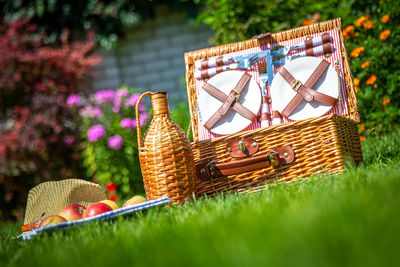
[197, 70, 261, 135]
[270, 56, 339, 121]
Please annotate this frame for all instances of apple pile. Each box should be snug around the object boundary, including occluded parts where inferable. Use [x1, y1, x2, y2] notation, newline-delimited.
[38, 195, 147, 228]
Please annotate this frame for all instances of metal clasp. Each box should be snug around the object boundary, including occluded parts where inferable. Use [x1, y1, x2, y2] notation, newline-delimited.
[238, 141, 246, 152]
[292, 80, 302, 92]
[231, 89, 240, 101]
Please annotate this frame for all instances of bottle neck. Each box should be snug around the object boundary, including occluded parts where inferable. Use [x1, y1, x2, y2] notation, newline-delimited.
[150, 92, 170, 116]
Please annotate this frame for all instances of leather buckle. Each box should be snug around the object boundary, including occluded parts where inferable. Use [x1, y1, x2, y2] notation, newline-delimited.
[292, 80, 302, 92]
[231, 89, 240, 101]
[207, 160, 217, 178]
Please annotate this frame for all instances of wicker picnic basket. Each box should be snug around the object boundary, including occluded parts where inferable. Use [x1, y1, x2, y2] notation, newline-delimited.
[183, 18, 363, 197]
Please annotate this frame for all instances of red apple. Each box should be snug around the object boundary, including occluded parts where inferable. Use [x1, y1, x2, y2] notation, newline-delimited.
[122, 195, 147, 208]
[59, 204, 86, 221]
[83, 202, 113, 218]
[99, 200, 119, 210]
[40, 215, 67, 227]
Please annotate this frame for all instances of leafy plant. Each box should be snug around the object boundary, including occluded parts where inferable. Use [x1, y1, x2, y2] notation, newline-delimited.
[344, 3, 400, 139]
[195, 0, 354, 45]
[0, 19, 101, 221]
[0, 1, 201, 49]
[68, 87, 150, 201]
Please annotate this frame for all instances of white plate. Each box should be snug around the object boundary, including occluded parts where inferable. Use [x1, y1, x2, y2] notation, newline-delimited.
[270, 57, 339, 121]
[198, 70, 261, 135]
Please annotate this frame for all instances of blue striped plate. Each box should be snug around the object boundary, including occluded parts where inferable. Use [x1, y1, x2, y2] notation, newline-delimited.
[20, 196, 170, 240]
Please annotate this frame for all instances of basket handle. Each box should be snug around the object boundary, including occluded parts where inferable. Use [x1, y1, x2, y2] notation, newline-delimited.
[195, 146, 295, 180]
[135, 91, 155, 149]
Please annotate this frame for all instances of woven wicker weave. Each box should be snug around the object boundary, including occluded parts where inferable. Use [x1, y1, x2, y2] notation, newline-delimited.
[182, 18, 363, 196]
[136, 92, 196, 204]
[192, 114, 362, 196]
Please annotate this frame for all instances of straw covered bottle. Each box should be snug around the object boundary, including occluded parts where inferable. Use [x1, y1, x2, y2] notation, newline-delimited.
[135, 92, 196, 204]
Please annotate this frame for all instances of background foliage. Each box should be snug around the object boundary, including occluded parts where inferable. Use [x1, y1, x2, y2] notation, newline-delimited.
[0, 19, 101, 221]
[0, 0, 199, 49]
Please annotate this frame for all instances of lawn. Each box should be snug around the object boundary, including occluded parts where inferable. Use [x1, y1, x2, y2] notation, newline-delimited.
[1, 130, 400, 267]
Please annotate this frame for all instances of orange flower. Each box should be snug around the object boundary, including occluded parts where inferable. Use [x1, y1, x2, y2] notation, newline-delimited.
[350, 46, 365, 57]
[381, 15, 390, 23]
[355, 86, 359, 93]
[359, 123, 366, 131]
[382, 98, 390, 111]
[353, 77, 360, 86]
[312, 13, 321, 22]
[380, 29, 390, 40]
[302, 19, 315, 26]
[366, 74, 377, 85]
[360, 136, 366, 142]
[343, 25, 356, 38]
[382, 98, 390, 105]
[363, 20, 374, 29]
[361, 60, 370, 69]
[355, 15, 370, 27]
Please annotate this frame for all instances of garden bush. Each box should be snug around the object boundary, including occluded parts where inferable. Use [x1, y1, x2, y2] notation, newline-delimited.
[0, 19, 101, 221]
[344, 8, 400, 138]
[67, 87, 150, 201]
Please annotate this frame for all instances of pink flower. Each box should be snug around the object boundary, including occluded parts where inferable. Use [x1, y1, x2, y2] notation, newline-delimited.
[79, 105, 103, 118]
[107, 135, 123, 150]
[113, 99, 121, 113]
[94, 90, 115, 104]
[138, 104, 146, 111]
[139, 113, 150, 125]
[116, 88, 129, 98]
[120, 118, 137, 129]
[92, 107, 103, 118]
[67, 94, 81, 107]
[63, 136, 75, 145]
[125, 93, 140, 107]
[87, 124, 106, 142]
[113, 88, 129, 113]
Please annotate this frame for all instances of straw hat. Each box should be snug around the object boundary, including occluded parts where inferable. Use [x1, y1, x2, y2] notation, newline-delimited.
[23, 179, 107, 225]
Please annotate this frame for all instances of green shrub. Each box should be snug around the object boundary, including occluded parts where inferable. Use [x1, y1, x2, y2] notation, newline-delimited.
[344, 4, 400, 138]
[68, 87, 150, 201]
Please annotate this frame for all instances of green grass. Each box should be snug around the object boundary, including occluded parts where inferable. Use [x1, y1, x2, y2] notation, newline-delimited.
[1, 130, 400, 267]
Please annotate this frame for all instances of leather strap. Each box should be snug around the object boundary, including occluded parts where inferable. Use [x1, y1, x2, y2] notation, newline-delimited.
[203, 73, 257, 130]
[305, 33, 330, 49]
[273, 110, 282, 118]
[196, 145, 295, 180]
[252, 32, 271, 40]
[217, 152, 281, 176]
[262, 96, 271, 104]
[321, 32, 330, 44]
[260, 113, 272, 121]
[305, 38, 313, 49]
[279, 60, 337, 119]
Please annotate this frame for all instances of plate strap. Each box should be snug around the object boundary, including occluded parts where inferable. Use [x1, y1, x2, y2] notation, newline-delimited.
[203, 73, 257, 130]
[279, 60, 337, 119]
